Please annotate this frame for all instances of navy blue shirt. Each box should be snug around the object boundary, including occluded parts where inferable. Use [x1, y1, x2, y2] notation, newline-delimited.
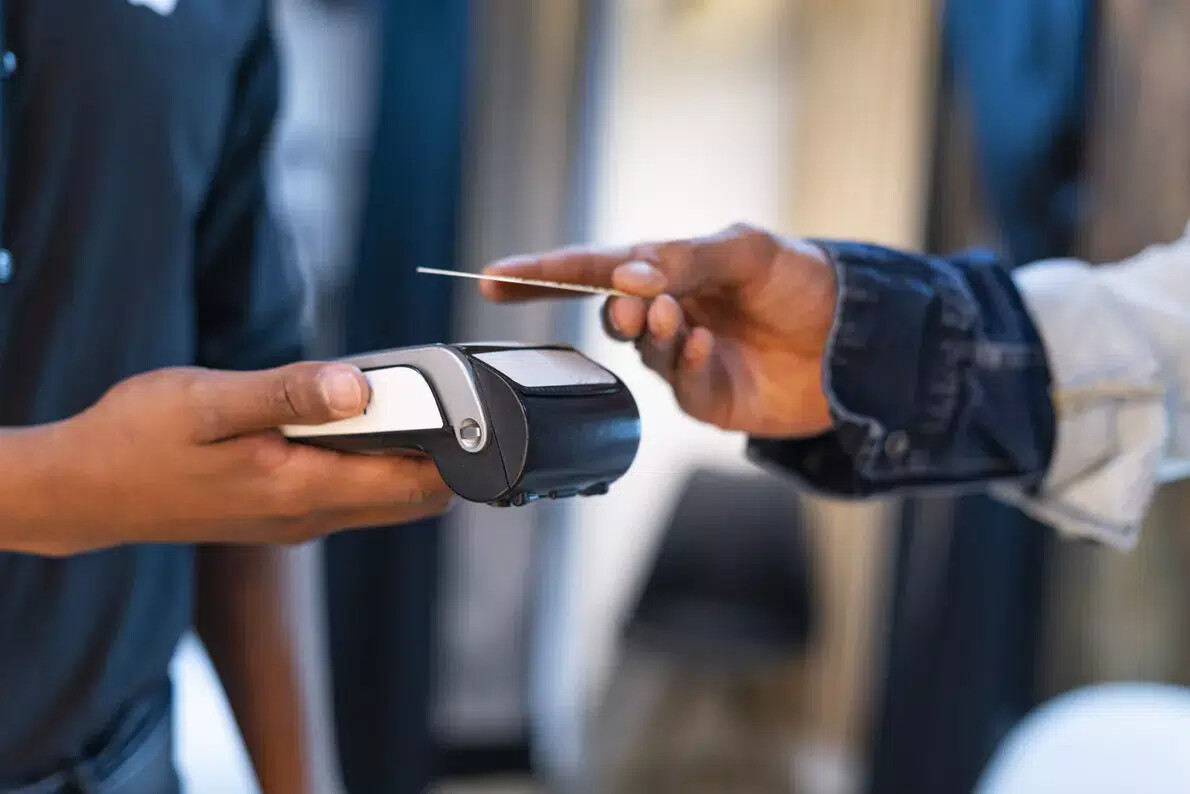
[0, 0, 304, 782]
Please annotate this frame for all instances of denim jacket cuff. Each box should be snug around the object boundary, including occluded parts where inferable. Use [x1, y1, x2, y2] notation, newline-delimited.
[748, 241, 1055, 497]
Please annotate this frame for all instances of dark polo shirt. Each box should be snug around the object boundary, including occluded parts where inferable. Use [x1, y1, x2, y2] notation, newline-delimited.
[0, 0, 305, 782]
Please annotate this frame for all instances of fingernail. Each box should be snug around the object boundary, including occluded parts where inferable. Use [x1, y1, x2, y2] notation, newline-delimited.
[618, 261, 666, 291]
[684, 327, 713, 366]
[484, 255, 527, 274]
[649, 294, 681, 338]
[318, 366, 365, 414]
[604, 298, 639, 341]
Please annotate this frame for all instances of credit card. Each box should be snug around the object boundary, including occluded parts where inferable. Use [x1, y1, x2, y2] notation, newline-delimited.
[416, 267, 631, 297]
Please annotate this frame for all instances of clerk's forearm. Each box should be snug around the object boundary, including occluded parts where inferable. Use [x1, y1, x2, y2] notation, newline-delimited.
[0, 423, 93, 556]
[196, 545, 317, 794]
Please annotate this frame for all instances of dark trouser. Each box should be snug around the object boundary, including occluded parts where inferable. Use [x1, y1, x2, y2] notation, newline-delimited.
[1, 687, 178, 794]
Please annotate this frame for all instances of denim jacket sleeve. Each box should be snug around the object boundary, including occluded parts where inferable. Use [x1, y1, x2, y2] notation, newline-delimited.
[748, 225, 1190, 551]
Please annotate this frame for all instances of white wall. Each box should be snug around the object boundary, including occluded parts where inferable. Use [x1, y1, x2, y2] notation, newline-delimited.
[571, 0, 797, 723]
[172, 634, 259, 793]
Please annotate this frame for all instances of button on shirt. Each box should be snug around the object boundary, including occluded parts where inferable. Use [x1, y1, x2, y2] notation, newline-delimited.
[0, 0, 304, 782]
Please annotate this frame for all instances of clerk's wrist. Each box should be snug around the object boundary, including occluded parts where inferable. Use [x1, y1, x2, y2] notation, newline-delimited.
[0, 422, 91, 555]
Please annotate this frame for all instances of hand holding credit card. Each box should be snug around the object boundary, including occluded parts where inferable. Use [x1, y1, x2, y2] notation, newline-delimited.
[472, 227, 840, 440]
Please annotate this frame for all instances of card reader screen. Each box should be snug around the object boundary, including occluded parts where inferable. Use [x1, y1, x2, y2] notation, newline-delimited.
[474, 349, 617, 389]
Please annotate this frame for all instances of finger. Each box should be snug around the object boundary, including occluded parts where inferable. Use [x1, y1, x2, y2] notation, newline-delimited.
[682, 326, 715, 371]
[601, 296, 648, 341]
[190, 362, 370, 443]
[623, 223, 785, 298]
[480, 245, 634, 302]
[280, 449, 452, 513]
[656, 223, 780, 296]
[609, 261, 668, 298]
[670, 327, 731, 425]
[636, 295, 688, 382]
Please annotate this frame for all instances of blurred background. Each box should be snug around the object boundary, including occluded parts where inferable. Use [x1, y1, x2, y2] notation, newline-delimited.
[170, 0, 1190, 792]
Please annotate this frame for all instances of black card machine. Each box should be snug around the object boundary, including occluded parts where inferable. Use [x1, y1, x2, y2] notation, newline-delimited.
[282, 343, 641, 506]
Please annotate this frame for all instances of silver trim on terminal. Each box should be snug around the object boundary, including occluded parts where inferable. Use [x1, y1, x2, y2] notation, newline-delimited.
[340, 344, 490, 453]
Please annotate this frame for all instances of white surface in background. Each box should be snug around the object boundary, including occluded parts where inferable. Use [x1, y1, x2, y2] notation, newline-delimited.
[977, 683, 1190, 794]
[171, 633, 259, 794]
[271, 0, 380, 360]
[573, 0, 794, 734]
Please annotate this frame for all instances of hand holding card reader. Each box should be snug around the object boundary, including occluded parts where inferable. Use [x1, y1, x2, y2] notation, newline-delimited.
[282, 344, 641, 506]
